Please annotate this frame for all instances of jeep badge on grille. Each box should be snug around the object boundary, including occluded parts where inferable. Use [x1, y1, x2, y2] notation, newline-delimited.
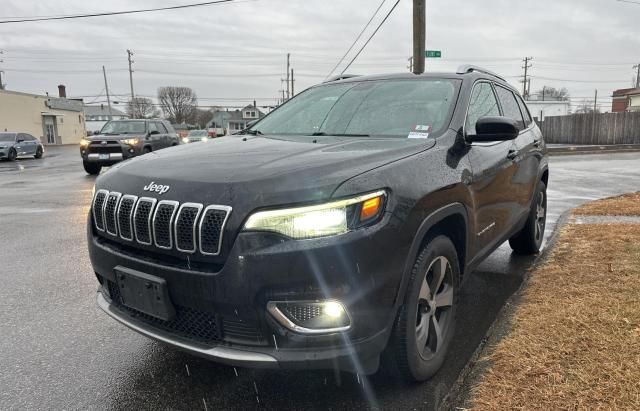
[143, 181, 170, 195]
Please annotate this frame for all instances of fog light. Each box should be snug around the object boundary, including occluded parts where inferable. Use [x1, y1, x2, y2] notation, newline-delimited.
[324, 301, 344, 318]
[267, 300, 351, 334]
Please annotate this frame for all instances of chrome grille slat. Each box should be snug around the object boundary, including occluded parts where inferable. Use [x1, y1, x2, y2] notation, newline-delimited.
[117, 195, 138, 241]
[199, 205, 232, 256]
[103, 192, 122, 236]
[175, 203, 203, 253]
[92, 190, 108, 232]
[92, 191, 231, 256]
[153, 200, 179, 249]
[133, 197, 157, 245]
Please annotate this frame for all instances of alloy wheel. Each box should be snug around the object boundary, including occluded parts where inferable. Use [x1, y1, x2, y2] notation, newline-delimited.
[534, 191, 546, 242]
[415, 256, 454, 360]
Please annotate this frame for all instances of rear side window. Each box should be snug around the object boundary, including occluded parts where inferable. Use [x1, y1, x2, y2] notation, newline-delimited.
[515, 95, 533, 127]
[495, 85, 525, 130]
[157, 122, 169, 134]
[466, 82, 500, 134]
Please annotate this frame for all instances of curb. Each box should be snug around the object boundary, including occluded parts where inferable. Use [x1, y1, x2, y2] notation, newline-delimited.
[548, 144, 640, 156]
[440, 210, 572, 411]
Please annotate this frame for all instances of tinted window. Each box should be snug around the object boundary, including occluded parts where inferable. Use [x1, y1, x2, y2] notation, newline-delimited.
[148, 122, 159, 134]
[252, 79, 460, 138]
[0, 133, 16, 142]
[515, 95, 533, 126]
[26, 134, 37, 141]
[155, 122, 169, 134]
[495, 85, 525, 130]
[466, 82, 500, 134]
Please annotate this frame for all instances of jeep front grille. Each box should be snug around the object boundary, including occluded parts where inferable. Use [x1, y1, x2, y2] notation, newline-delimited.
[91, 192, 231, 256]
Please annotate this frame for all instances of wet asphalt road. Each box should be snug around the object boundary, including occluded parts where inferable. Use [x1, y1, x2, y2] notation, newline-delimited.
[1, 146, 640, 410]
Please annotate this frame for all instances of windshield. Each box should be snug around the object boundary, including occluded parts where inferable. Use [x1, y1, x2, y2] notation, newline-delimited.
[0, 133, 16, 142]
[100, 121, 146, 135]
[188, 130, 208, 137]
[251, 79, 459, 137]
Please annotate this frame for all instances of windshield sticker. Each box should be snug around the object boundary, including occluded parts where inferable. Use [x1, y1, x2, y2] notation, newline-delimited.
[408, 125, 432, 139]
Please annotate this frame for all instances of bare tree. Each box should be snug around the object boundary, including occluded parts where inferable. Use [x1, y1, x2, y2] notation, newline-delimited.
[575, 99, 600, 114]
[127, 97, 160, 119]
[535, 86, 570, 101]
[195, 109, 214, 128]
[157, 86, 198, 124]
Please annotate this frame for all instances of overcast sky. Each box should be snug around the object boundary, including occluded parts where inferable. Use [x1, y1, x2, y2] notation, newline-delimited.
[1, 0, 638, 111]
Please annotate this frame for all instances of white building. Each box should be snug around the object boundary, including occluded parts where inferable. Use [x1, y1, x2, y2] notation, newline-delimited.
[84, 104, 128, 133]
[524, 100, 571, 121]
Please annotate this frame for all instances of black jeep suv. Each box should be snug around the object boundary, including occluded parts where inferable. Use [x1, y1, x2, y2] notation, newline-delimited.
[88, 66, 548, 381]
[80, 119, 180, 175]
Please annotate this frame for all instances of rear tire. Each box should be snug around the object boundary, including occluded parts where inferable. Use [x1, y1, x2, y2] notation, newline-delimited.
[34, 146, 43, 159]
[390, 235, 460, 382]
[83, 161, 102, 175]
[8, 148, 17, 161]
[509, 180, 547, 255]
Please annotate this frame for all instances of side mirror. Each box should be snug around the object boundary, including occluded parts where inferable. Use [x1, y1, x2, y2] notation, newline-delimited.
[149, 130, 160, 135]
[17, 139, 25, 143]
[469, 116, 519, 142]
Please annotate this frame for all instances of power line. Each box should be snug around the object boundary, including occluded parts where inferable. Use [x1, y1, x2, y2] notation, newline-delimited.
[339, 0, 401, 76]
[325, 0, 386, 80]
[0, 0, 240, 24]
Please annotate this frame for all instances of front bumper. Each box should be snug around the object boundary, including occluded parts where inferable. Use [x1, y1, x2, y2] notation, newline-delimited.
[80, 142, 141, 164]
[89, 210, 408, 373]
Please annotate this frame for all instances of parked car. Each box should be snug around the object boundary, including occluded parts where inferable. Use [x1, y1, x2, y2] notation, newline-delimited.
[87, 66, 548, 382]
[182, 129, 211, 144]
[0, 132, 44, 161]
[79, 119, 180, 175]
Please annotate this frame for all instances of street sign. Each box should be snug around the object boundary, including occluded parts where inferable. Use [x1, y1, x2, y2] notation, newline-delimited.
[425, 50, 442, 58]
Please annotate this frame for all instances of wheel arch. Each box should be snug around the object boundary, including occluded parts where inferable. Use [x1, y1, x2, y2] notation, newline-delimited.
[393, 203, 469, 308]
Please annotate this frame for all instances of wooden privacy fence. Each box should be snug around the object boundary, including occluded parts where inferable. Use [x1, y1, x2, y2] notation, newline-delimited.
[540, 112, 640, 145]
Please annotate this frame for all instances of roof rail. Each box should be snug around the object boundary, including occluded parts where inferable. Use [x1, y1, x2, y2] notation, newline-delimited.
[323, 74, 361, 83]
[456, 65, 505, 81]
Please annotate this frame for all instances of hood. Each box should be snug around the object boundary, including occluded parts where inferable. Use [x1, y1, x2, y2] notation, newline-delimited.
[97, 134, 435, 209]
[90, 133, 145, 140]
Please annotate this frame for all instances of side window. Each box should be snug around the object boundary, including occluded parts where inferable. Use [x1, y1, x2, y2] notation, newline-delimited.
[495, 85, 525, 130]
[515, 95, 533, 127]
[148, 122, 159, 134]
[157, 122, 169, 134]
[26, 134, 36, 141]
[466, 82, 500, 134]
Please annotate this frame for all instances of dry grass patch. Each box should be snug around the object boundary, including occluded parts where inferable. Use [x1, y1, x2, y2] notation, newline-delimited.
[470, 215, 640, 409]
[574, 192, 640, 216]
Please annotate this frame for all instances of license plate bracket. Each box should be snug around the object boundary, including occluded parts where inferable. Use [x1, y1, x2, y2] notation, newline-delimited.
[114, 267, 175, 321]
[99, 153, 110, 160]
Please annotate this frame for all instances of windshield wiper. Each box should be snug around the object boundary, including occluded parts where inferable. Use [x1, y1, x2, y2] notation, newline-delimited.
[310, 132, 370, 137]
[242, 129, 263, 135]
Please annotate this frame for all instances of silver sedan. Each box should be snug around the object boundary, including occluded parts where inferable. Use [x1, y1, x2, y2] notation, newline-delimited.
[0, 132, 44, 161]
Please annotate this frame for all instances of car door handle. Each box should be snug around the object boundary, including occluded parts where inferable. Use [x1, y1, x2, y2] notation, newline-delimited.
[507, 149, 518, 160]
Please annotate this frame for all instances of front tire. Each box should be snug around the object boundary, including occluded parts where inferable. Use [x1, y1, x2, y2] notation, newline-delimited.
[83, 161, 102, 175]
[7, 148, 17, 161]
[509, 180, 547, 255]
[34, 146, 43, 159]
[391, 235, 460, 382]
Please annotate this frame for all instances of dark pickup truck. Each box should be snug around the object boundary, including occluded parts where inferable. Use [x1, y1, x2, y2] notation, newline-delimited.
[87, 66, 548, 382]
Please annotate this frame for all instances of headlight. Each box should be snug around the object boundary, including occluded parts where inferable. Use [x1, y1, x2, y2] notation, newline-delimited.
[80, 139, 90, 147]
[122, 138, 139, 146]
[243, 190, 386, 239]
[182, 137, 190, 143]
[201, 137, 208, 142]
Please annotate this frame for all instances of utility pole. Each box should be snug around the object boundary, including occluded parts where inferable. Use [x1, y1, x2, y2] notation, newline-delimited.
[593, 89, 598, 113]
[286, 53, 290, 100]
[634, 64, 640, 88]
[102, 66, 113, 120]
[522, 57, 533, 99]
[412, 0, 425, 74]
[127, 49, 135, 99]
[0, 49, 4, 90]
[290, 68, 295, 97]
